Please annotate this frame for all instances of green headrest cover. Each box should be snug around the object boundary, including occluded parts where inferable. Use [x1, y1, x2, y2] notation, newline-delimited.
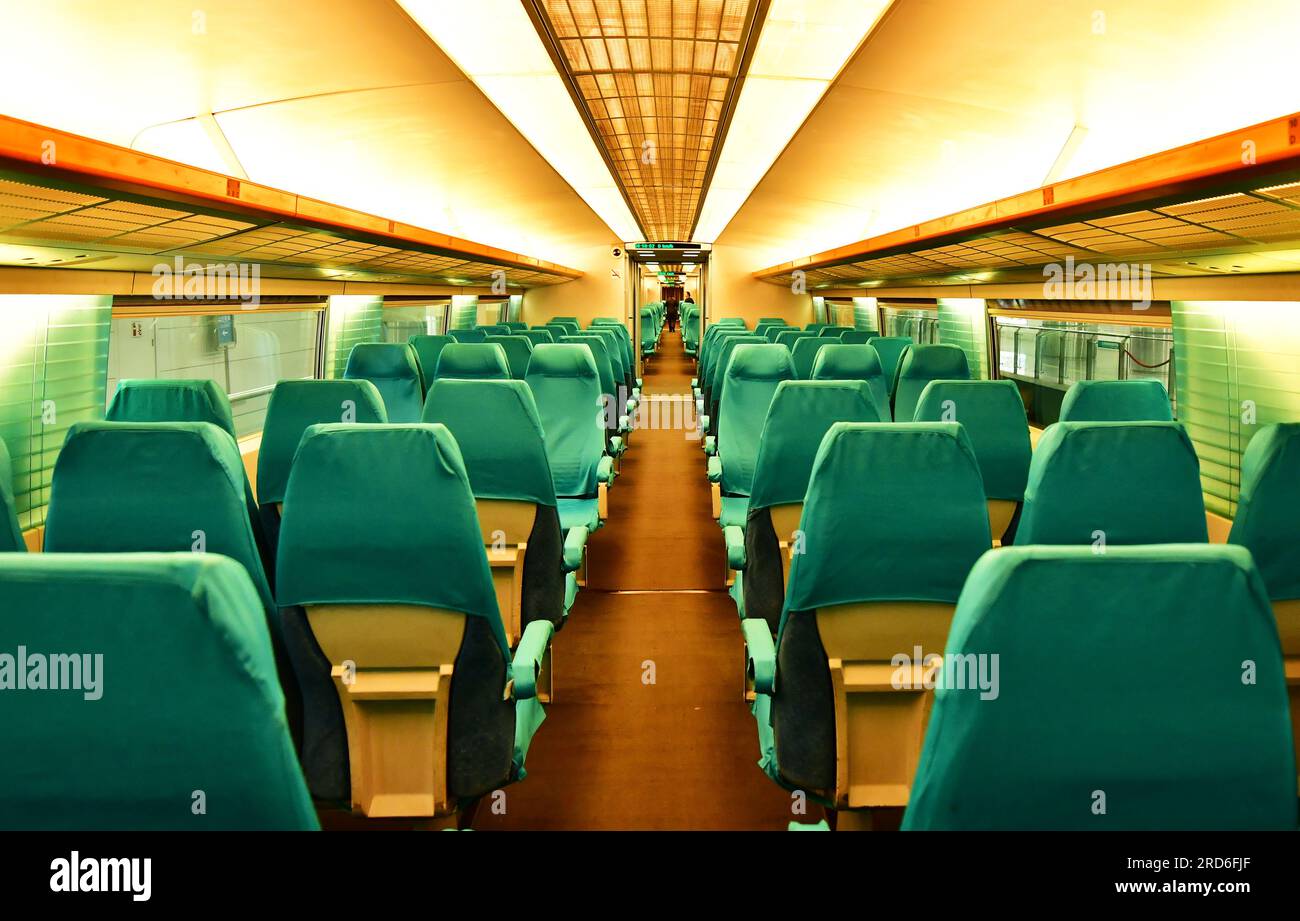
[893, 344, 971, 422]
[718, 344, 796, 495]
[408, 334, 454, 388]
[434, 342, 510, 381]
[839, 330, 874, 344]
[502, 321, 528, 330]
[44, 422, 274, 615]
[522, 329, 555, 346]
[810, 343, 890, 419]
[559, 336, 616, 397]
[1016, 421, 1207, 546]
[423, 379, 556, 507]
[477, 324, 509, 335]
[525, 345, 604, 497]
[791, 336, 834, 379]
[912, 380, 1031, 501]
[708, 333, 762, 389]
[107, 379, 236, 440]
[804, 323, 827, 332]
[783, 423, 990, 620]
[776, 330, 816, 351]
[342, 343, 423, 423]
[904, 544, 1296, 830]
[0, 437, 23, 552]
[867, 336, 912, 391]
[484, 335, 534, 379]
[749, 381, 881, 511]
[1230, 423, 1300, 600]
[276, 423, 507, 655]
[818, 326, 850, 337]
[447, 328, 487, 342]
[0, 552, 317, 830]
[551, 316, 578, 323]
[763, 326, 793, 342]
[257, 379, 387, 505]
[1059, 379, 1173, 422]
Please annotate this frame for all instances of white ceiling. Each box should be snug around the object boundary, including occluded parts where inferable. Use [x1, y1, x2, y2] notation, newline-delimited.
[0, 0, 619, 267]
[716, 0, 1300, 270]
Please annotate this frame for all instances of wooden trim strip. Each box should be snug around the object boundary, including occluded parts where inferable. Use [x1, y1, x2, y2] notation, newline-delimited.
[755, 112, 1300, 280]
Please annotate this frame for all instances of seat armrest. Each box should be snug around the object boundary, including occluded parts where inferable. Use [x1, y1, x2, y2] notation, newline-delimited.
[724, 524, 746, 570]
[511, 620, 555, 700]
[618, 415, 631, 435]
[597, 454, 615, 483]
[690, 377, 698, 388]
[704, 434, 717, 457]
[707, 454, 722, 483]
[563, 525, 589, 572]
[742, 618, 776, 695]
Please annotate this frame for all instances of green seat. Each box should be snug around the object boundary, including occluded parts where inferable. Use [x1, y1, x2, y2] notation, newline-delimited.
[804, 323, 827, 333]
[891, 343, 971, 422]
[343, 342, 423, 422]
[867, 336, 912, 396]
[0, 552, 317, 830]
[704, 334, 766, 435]
[581, 327, 631, 395]
[477, 324, 509, 336]
[408, 334, 455, 390]
[43, 421, 301, 754]
[763, 326, 795, 342]
[818, 326, 851, 338]
[775, 330, 816, 351]
[810, 343, 891, 420]
[447, 328, 487, 343]
[639, 308, 657, 357]
[1015, 422, 1208, 546]
[522, 329, 555, 347]
[710, 344, 795, 502]
[484, 335, 534, 379]
[276, 424, 550, 817]
[1058, 379, 1174, 422]
[107, 378, 237, 438]
[502, 321, 528, 331]
[257, 379, 387, 510]
[903, 545, 1297, 830]
[748, 423, 990, 811]
[790, 336, 833, 379]
[840, 330, 874, 344]
[1228, 423, 1300, 791]
[548, 319, 580, 336]
[424, 379, 576, 635]
[740, 381, 882, 631]
[0, 438, 25, 552]
[913, 380, 1031, 542]
[433, 342, 511, 381]
[560, 335, 627, 450]
[525, 345, 615, 513]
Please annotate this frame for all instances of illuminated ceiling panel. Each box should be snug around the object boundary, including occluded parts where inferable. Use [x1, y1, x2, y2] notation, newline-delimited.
[529, 0, 763, 241]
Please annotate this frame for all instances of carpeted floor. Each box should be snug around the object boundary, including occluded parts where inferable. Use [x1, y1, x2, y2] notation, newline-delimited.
[471, 330, 824, 830]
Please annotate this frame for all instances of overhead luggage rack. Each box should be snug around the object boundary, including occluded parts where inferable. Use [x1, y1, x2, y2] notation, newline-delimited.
[0, 114, 582, 288]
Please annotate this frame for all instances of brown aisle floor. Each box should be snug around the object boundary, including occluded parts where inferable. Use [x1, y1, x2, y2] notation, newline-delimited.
[472, 328, 821, 830]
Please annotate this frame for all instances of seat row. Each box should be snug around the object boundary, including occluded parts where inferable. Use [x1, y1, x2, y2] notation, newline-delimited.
[685, 316, 1297, 828]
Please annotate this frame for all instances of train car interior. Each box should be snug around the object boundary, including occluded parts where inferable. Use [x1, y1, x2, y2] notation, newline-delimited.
[0, 0, 1298, 853]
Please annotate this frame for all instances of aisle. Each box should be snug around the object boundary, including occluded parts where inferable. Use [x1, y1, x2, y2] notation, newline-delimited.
[473, 329, 820, 830]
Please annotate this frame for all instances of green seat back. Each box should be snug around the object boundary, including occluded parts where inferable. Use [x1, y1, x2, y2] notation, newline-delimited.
[343, 342, 423, 422]
[257, 380, 387, 506]
[709, 333, 765, 405]
[44, 422, 276, 618]
[783, 423, 990, 616]
[502, 321, 528, 331]
[560, 335, 617, 400]
[584, 328, 628, 386]
[913, 380, 1031, 501]
[1015, 422, 1208, 545]
[0, 552, 318, 830]
[433, 343, 510, 381]
[717, 344, 796, 495]
[107, 378, 236, 439]
[775, 330, 816, 351]
[810, 343, 891, 420]
[477, 324, 509, 336]
[867, 336, 912, 394]
[522, 329, 555, 347]
[840, 330, 874, 344]
[763, 326, 795, 342]
[1229, 423, 1300, 601]
[749, 381, 882, 512]
[448, 328, 486, 343]
[804, 323, 827, 333]
[818, 326, 851, 338]
[791, 336, 833, 379]
[904, 545, 1297, 830]
[408, 334, 455, 390]
[892, 343, 971, 422]
[1058, 379, 1174, 422]
[639, 309, 656, 347]
[525, 344, 605, 498]
[0, 438, 24, 552]
[549, 320, 580, 336]
[485, 335, 535, 379]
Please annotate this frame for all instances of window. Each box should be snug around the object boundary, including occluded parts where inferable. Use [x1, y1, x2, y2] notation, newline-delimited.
[108, 308, 322, 437]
